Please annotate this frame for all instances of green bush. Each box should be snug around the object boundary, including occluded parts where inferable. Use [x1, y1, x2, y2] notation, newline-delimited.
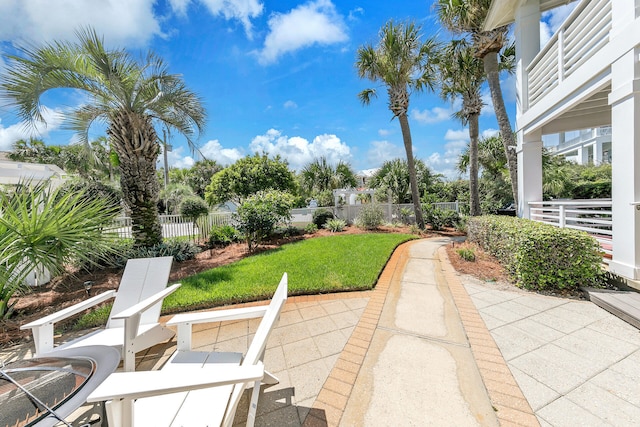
[234, 190, 295, 251]
[355, 204, 385, 229]
[324, 218, 346, 232]
[467, 216, 605, 291]
[129, 239, 201, 262]
[424, 206, 460, 231]
[304, 223, 318, 234]
[179, 196, 209, 221]
[312, 208, 334, 227]
[208, 225, 239, 247]
[456, 247, 476, 262]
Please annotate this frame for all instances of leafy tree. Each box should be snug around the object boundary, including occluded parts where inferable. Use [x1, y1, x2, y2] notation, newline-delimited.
[179, 195, 209, 238]
[438, 39, 485, 215]
[205, 153, 298, 205]
[185, 159, 223, 198]
[369, 158, 434, 205]
[234, 190, 295, 251]
[299, 157, 357, 205]
[436, 0, 519, 207]
[356, 20, 439, 229]
[0, 180, 120, 318]
[0, 28, 206, 248]
[61, 137, 118, 181]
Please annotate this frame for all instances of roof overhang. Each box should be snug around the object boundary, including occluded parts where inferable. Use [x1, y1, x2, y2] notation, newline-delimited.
[483, 0, 579, 31]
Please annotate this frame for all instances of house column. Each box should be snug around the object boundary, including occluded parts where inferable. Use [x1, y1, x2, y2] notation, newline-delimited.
[608, 46, 640, 280]
[594, 138, 604, 165]
[517, 131, 543, 218]
[515, 1, 542, 218]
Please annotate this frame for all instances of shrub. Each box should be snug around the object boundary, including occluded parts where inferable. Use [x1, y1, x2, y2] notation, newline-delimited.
[128, 239, 201, 262]
[304, 223, 318, 234]
[355, 204, 385, 229]
[456, 247, 476, 262]
[208, 224, 239, 247]
[467, 216, 605, 291]
[179, 196, 209, 221]
[234, 190, 295, 251]
[424, 205, 461, 231]
[324, 218, 346, 232]
[312, 208, 334, 227]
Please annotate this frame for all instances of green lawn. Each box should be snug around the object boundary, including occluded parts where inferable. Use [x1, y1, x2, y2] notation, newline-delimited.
[76, 233, 415, 328]
[162, 233, 415, 312]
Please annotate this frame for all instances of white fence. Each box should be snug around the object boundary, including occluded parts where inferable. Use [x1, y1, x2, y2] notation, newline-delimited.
[333, 202, 462, 224]
[528, 199, 612, 258]
[110, 212, 232, 240]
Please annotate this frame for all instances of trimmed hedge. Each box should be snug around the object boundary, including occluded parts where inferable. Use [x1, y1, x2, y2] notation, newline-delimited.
[467, 215, 605, 291]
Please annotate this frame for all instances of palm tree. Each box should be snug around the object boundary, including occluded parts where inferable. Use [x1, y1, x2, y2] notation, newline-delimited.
[356, 20, 439, 229]
[0, 28, 206, 247]
[436, 0, 519, 208]
[370, 158, 433, 205]
[300, 157, 357, 197]
[438, 39, 485, 216]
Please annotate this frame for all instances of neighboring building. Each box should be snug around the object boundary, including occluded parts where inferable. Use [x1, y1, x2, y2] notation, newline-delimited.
[484, 0, 640, 281]
[547, 126, 612, 165]
[356, 168, 378, 189]
[0, 159, 68, 187]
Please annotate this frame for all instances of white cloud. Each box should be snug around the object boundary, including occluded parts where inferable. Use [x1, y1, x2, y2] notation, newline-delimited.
[0, 0, 162, 48]
[540, 21, 552, 47]
[348, 7, 364, 21]
[378, 129, 391, 137]
[200, 139, 244, 166]
[482, 128, 500, 139]
[284, 100, 298, 109]
[183, 0, 264, 39]
[424, 128, 471, 180]
[0, 107, 65, 151]
[411, 107, 452, 124]
[168, 0, 192, 16]
[540, 3, 577, 46]
[249, 128, 351, 171]
[366, 140, 404, 168]
[257, 0, 348, 65]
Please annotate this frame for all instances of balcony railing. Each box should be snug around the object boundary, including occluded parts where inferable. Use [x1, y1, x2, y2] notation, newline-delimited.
[528, 199, 612, 258]
[527, 0, 612, 106]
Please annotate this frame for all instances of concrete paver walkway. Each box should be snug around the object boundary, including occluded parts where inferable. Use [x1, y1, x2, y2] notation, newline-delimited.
[2, 237, 640, 426]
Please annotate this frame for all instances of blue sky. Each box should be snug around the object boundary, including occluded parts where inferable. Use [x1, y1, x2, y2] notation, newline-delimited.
[0, 0, 575, 180]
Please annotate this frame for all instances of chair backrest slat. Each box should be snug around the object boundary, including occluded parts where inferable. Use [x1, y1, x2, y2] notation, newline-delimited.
[107, 256, 173, 329]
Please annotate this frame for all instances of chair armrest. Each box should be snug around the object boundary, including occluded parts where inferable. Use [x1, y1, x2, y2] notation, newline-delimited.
[20, 290, 117, 355]
[86, 363, 263, 402]
[110, 283, 181, 321]
[167, 305, 269, 351]
[167, 305, 268, 326]
[21, 290, 117, 330]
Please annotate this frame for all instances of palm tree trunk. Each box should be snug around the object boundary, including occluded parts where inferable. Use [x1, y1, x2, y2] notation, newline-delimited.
[109, 112, 163, 248]
[483, 52, 518, 208]
[468, 113, 481, 216]
[398, 113, 425, 229]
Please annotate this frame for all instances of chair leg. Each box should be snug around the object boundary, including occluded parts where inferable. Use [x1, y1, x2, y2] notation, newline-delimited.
[246, 380, 261, 427]
[262, 370, 279, 385]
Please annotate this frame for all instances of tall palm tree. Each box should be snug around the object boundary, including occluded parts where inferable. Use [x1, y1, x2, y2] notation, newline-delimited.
[300, 157, 357, 196]
[356, 20, 439, 229]
[0, 28, 206, 247]
[438, 39, 485, 216]
[436, 0, 519, 208]
[370, 158, 433, 205]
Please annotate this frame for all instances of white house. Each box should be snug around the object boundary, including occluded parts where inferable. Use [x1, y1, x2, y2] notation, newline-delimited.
[547, 126, 612, 165]
[484, 0, 640, 282]
[0, 159, 68, 187]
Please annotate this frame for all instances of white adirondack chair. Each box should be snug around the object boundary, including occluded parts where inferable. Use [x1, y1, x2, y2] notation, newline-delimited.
[87, 273, 288, 427]
[21, 256, 180, 372]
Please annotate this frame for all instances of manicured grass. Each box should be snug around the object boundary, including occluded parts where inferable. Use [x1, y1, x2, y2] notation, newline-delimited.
[75, 233, 414, 329]
[162, 233, 415, 312]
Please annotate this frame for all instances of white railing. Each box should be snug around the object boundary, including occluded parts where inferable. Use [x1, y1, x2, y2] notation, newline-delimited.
[527, 0, 612, 106]
[110, 212, 232, 241]
[528, 199, 612, 258]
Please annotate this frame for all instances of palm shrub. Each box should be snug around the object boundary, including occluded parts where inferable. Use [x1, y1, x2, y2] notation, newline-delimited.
[0, 181, 121, 318]
[355, 204, 385, 229]
[234, 190, 295, 251]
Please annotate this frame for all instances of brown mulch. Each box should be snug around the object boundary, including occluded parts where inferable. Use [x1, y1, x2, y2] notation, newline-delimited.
[445, 241, 512, 283]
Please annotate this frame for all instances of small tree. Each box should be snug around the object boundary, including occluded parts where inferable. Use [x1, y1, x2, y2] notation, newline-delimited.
[179, 196, 209, 239]
[234, 190, 295, 251]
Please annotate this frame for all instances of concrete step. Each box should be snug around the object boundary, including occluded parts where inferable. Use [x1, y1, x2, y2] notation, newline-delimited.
[583, 288, 640, 330]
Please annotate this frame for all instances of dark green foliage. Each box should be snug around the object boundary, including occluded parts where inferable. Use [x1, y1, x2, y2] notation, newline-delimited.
[467, 216, 606, 291]
[571, 180, 611, 199]
[128, 240, 201, 263]
[179, 196, 209, 221]
[355, 204, 385, 229]
[424, 205, 461, 231]
[58, 179, 122, 211]
[323, 218, 347, 232]
[208, 225, 240, 247]
[233, 190, 295, 251]
[312, 208, 335, 227]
